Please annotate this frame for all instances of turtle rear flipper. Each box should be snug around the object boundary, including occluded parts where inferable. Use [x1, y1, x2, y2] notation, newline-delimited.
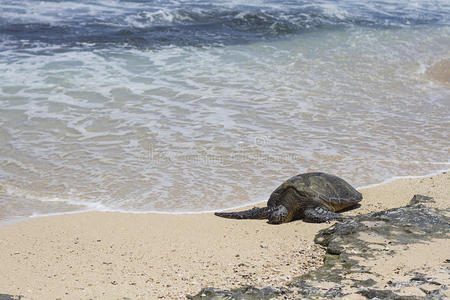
[215, 207, 272, 220]
[304, 207, 345, 223]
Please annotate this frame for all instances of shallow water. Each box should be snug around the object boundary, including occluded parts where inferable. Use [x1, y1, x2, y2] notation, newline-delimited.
[0, 0, 449, 222]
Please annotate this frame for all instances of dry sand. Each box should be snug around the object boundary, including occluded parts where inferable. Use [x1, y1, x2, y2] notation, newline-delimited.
[0, 171, 448, 299]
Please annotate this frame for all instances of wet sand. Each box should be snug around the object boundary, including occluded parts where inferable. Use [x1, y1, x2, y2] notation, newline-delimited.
[426, 59, 450, 85]
[0, 171, 448, 299]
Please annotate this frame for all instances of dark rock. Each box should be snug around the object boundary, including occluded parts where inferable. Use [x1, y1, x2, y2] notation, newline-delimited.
[421, 288, 447, 299]
[410, 273, 441, 286]
[360, 279, 377, 286]
[314, 203, 449, 254]
[0, 295, 22, 300]
[289, 279, 344, 298]
[359, 286, 448, 300]
[358, 288, 423, 299]
[409, 194, 435, 205]
[186, 286, 284, 300]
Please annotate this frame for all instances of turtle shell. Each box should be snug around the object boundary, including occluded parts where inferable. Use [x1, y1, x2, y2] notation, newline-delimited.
[267, 172, 362, 211]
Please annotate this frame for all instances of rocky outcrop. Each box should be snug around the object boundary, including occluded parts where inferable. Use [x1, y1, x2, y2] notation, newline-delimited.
[0, 294, 23, 300]
[186, 287, 284, 300]
[188, 195, 450, 299]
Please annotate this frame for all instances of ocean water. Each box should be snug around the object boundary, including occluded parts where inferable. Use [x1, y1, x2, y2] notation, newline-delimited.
[0, 0, 449, 223]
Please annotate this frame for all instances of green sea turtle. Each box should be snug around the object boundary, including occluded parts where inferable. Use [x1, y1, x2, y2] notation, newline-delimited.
[215, 172, 362, 224]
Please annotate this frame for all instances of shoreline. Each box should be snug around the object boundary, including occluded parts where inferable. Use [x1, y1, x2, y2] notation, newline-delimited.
[1, 168, 449, 227]
[0, 171, 448, 299]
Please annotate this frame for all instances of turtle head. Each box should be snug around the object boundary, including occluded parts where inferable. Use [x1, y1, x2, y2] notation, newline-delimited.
[268, 205, 289, 224]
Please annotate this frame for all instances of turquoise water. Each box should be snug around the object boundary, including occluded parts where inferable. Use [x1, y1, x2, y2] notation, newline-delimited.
[0, 0, 449, 222]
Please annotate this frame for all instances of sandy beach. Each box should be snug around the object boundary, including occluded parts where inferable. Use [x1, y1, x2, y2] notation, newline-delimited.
[0, 171, 448, 299]
[1, 2, 449, 299]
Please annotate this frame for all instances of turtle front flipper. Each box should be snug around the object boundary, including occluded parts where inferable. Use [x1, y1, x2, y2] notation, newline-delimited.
[303, 207, 345, 223]
[215, 206, 273, 220]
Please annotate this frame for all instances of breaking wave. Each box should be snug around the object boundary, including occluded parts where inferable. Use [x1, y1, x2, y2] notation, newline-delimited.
[0, 0, 449, 51]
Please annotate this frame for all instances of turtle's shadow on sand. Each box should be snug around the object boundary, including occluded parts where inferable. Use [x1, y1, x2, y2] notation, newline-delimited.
[338, 203, 361, 213]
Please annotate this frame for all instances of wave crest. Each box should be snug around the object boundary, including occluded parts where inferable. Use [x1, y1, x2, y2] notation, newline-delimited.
[0, 1, 449, 49]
